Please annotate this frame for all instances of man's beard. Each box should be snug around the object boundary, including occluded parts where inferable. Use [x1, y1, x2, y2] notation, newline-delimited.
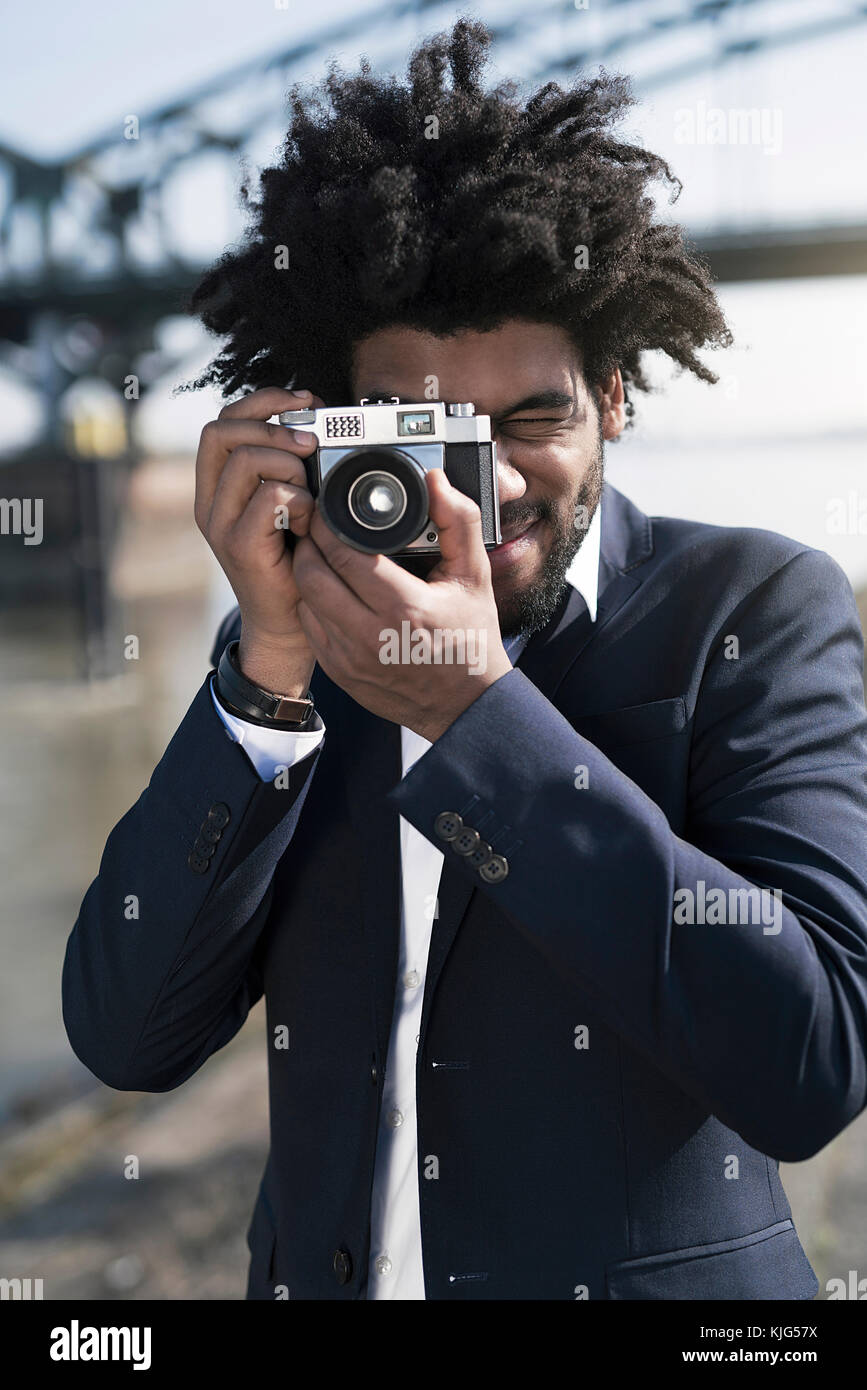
[496, 437, 604, 640]
[396, 431, 604, 640]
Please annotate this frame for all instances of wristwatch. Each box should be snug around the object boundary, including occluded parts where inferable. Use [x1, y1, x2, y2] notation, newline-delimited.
[215, 640, 315, 730]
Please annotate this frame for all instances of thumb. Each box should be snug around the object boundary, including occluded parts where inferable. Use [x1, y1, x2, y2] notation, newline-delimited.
[424, 468, 490, 586]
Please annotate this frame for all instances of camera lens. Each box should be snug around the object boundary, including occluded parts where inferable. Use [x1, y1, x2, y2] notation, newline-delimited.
[347, 471, 408, 530]
[318, 446, 430, 554]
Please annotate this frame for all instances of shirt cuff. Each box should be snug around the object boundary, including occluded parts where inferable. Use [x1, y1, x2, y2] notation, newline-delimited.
[209, 674, 325, 783]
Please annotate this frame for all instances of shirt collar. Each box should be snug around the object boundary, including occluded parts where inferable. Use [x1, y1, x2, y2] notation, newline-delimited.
[502, 498, 602, 660]
[563, 498, 601, 623]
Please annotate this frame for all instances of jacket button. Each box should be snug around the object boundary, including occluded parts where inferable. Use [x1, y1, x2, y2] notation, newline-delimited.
[479, 853, 509, 883]
[188, 851, 211, 874]
[451, 827, 481, 856]
[333, 1248, 353, 1285]
[207, 802, 231, 830]
[469, 840, 492, 870]
[434, 811, 462, 841]
[371, 1063, 378, 1084]
[200, 822, 223, 844]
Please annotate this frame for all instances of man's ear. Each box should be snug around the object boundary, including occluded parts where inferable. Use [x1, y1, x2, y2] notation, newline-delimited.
[595, 369, 626, 440]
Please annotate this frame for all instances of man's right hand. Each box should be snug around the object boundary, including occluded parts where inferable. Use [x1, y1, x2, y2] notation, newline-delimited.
[195, 386, 323, 696]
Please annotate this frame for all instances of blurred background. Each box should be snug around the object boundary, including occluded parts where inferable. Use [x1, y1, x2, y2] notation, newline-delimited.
[1, 0, 865, 1299]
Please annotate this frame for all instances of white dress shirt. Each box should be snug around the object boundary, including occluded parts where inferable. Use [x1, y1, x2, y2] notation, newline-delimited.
[211, 503, 601, 1297]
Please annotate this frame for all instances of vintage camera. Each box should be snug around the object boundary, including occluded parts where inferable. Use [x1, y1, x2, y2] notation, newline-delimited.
[278, 396, 501, 556]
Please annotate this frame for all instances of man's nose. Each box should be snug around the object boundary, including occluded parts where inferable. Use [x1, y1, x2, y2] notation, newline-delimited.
[493, 449, 527, 508]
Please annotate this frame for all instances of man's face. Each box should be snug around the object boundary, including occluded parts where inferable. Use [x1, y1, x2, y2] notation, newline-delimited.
[350, 319, 625, 638]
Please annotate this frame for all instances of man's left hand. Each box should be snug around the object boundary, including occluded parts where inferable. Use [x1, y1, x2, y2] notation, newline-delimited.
[292, 469, 512, 742]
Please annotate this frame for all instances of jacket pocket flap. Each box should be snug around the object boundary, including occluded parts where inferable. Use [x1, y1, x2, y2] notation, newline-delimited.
[606, 1219, 818, 1300]
[574, 696, 688, 749]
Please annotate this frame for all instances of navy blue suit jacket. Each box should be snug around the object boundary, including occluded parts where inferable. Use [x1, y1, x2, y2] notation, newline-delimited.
[62, 484, 867, 1299]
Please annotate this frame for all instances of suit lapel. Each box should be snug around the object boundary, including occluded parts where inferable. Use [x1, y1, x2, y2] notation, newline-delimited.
[415, 583, 590, 1044]
[335, 690, 404, 1067]
[417, 484, 654, 1033]
[516, 483, 653, 701]
[339, 484, 654, 1061]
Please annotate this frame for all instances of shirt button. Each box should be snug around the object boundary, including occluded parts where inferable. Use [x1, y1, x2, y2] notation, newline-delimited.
[375, 1255, 392, 1276]
[403, 970, 420, 989]
[385, 1107, 404, 1128]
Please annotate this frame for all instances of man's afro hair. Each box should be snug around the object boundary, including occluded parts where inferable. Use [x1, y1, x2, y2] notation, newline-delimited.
[186, 16, 732, 418]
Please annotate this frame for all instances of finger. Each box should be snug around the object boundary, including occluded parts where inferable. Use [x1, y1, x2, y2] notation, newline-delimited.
[196, 417, 321, 527]
[307, 505, 425, 611]
[295, 596, 331, 657]
[207, 442, 315, 535]
[424, 469, 489, 585]
[217, 386, 325, 421]
[292, 532, 377, 635]
[228, 480, 315, 560]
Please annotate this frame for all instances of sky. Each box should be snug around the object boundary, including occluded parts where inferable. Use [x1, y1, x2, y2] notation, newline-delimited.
[1, 0, 864, 222]
[0, 0, 364, 157]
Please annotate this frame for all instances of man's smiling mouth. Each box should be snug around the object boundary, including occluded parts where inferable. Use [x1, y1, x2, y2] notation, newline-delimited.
[489, 518, 541, 565]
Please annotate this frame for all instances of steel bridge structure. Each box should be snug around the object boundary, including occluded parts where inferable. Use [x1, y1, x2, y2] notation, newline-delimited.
[1, 0, 864, 671]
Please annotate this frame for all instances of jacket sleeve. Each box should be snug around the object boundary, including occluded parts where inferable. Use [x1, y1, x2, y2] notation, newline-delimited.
[386, 547, 867, 1162]
[62, 672, 322, 1093]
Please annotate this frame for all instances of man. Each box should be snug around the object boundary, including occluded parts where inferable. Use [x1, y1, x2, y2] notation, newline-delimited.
[63, 21, 867, 1300]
